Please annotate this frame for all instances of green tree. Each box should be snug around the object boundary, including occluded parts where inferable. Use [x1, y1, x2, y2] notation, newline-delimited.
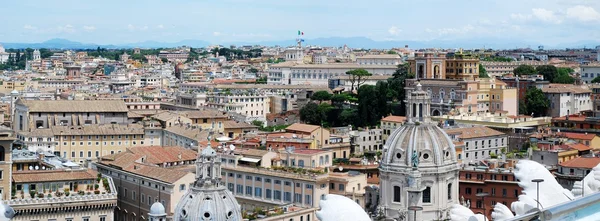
[339, 109, 357, 126]
[346, 69, 372, 92]
[536, 65, 558, 83]
[357, 85, 380, 127]
[331, 93, 349, 107]
[479, 64, 489, 78]
[311, 91, 332, 103]
[376, 81, 390, 117]
[299, 102, 323, 125]
[514, 65, 537, 76]
[387, 63, 414, 115]
[249, 68, 259, 74]
[553, 67, 575, 84]
[161, 57, 168, 63]
[523, 87, 550, 117]
[387, 50, 397, 54]
[592, 76, 600, 83]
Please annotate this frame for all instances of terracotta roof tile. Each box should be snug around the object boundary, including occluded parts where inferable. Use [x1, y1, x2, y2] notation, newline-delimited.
[559, 157, 600, 169]
[444, 127, 505, 139]
[286, 123, 320, 133]
[381, 115, 406, 123]
[18, 100, 128, 112]
[13, 169, 97, 183]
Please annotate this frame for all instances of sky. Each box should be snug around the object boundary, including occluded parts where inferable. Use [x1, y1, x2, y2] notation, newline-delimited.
[2, 0, 600, 46]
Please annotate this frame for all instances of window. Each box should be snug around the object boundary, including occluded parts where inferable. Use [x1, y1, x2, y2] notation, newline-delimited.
[246, 186, 252, 195]
[284, 192, 292, 202]
[83, 217, 90, 221]
[255, 187, 262, 197]
[448, 183, 452, 200]
[393, 186, 401, 202]
[423, 186, 431, 203]
[338, 184, 345, 191]
[274, 190, 282, 200]
[100, 217, 106, 221]
[502, 188, 507, 197]
[180, 184, 186, 191]
[330, 183, 335, 189]
[285, 181, 291, 186]
[132, 191, 136, 201]
[266, 189, 272, 199]
[236, 185, 243, 194]
[148, 196, 152, 205]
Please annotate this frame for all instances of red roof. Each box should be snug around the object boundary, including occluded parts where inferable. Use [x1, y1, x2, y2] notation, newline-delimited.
[560, 157, 600, 169]
[559, 132, 597, 141]
[291, 149, 328, 155]
[566, 143, 592, 152]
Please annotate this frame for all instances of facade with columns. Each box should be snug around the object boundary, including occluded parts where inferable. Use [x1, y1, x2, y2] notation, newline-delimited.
[376, 83, 460, 221]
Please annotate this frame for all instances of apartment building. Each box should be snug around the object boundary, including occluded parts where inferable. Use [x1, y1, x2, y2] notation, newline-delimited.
[445, 127, 507, 163]
[459, 166, 521, 219]
[380, 115, 406, 143]
[14, 100, 129, 132]
[350, 128, 383, 154]
[554, 157, 600, 190]
[278, 149, 334, 169]
[285, 123, 330, 149]
[542, 85, 592, 117]
[176, 92, 270, 122]
[95, 146, 197, 221]
[162, 125, 210, 149]
[17, 124, 146, 163]
[182, 109, 229, 132]
[480, 61, 548, 77]
[581, 65, 600, 83]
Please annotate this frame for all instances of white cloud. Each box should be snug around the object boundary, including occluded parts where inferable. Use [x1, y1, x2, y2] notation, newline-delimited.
[157, 24, 164, 29]
[532, 8, 562, 24]
[57, 24, 76, 33]
[140, 25, 149, 31]
[510, 13, 532, 20]
[23, 25, 37, 30]
[431, 24, 474, 36]
[83, 26, 96, 31]
[127, 24, 136, 31]
[388, 26, 402, 36]
[213, 32, 222, 36]
[566, 5, 600, 22]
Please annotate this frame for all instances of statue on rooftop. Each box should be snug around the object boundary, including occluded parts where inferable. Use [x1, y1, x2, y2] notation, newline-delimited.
[411, 149, 419, 168]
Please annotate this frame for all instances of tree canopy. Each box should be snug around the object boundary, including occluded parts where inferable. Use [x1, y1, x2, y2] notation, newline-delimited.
[520, 87, 550, 117]
[536, 65, 558, 82]
[311, 91, 332, 103]
[592, 76, 600, 83]
[514, 65, 537, 76]
[479, 64, 489, 78]
[346, 69, 372, 92]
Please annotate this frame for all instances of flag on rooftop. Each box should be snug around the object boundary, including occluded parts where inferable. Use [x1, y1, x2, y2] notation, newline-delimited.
[298, 30, 304, 35]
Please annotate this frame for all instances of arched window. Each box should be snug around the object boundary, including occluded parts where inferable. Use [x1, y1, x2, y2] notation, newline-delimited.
[298, 160, 305, 168]
[412, 103, 416, 117]
[423, 186, 431, 203]
[0, 146, 4, 161]
[419, 103, 423, 118]
[448, 183, 452, 200]
[393, 186, 401, 202]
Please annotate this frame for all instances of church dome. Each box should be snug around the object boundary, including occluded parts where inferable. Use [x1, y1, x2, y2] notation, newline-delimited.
[149, 202, 166, 216]
[173, 142, 242, 221]
[381, 82, 458, 168]
[382, 122, 457, 168]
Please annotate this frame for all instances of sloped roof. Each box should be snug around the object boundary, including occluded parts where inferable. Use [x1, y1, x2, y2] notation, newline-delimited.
[286, 123, 320, 133]
[559, 157, 600, 169]
[559, 132, 597, 141]
[444, 127, 505, 139]
[381, 115, 406, 123]
[18, 100, 128, 112]
[13, 169, 97, 183]
[224, 121, 258, 129]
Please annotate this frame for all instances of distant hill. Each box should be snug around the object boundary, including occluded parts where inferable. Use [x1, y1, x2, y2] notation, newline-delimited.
[0, 37, 552, 50]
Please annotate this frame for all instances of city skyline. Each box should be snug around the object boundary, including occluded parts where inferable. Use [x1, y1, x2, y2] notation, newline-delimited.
[3, 0, 600, 48]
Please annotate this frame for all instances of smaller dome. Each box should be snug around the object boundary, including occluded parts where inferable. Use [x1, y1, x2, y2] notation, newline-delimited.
[10, 90, 18, 95]
[149, 201, 166, 216]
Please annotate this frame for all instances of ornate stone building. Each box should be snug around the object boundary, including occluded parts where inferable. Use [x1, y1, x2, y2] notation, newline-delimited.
[377, 83, 459, 221]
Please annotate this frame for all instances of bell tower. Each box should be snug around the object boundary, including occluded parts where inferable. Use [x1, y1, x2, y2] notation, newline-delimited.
[405, 82, 432, 124]
[194, 133, 222, 188]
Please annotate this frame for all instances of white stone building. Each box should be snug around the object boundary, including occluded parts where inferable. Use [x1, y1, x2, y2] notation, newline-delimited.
[350, 128, 383, 154]
[267, 54, 399, 86]
[542, 85, 592, 117]
[580, 65, 600, 83]
[376, 83, 459, 221]
[445, 126, 507, 163]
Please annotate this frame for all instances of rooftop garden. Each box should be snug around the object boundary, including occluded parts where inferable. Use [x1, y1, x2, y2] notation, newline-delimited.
[242, 207, 285, 220]
[11, 173, 111, 200]
[270, 165, 326, 175]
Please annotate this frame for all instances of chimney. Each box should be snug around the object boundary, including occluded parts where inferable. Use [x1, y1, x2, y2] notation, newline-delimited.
[178, 152, 182, 160]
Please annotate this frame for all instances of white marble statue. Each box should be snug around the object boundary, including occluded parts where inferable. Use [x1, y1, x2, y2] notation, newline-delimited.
[316, 194, 371, 221]
[0, 195, 15, 221]
[572, 162, 600, 197]
[450, 160, 579, 221]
